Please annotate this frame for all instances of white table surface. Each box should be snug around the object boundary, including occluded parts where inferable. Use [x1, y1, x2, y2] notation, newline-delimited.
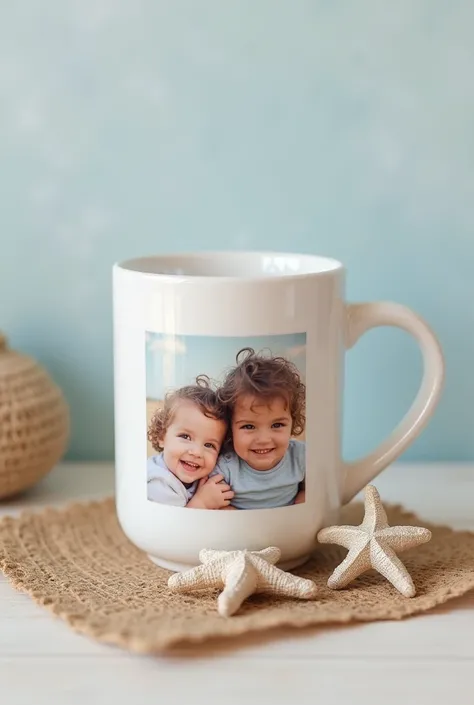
[1, 461, 473, 705]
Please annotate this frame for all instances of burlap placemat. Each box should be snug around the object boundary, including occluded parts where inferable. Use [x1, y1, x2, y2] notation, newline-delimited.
[1, 497, 473, 653]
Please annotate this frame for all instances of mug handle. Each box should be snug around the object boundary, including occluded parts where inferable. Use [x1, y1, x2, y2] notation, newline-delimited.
[342, 301, 445, 504]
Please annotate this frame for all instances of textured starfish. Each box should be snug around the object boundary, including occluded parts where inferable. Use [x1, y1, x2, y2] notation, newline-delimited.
[168, 547, 318, 617]
[317, 484, 432, 597]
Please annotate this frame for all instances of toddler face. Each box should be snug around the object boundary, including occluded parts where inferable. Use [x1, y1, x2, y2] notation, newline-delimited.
[161, 400, 227, 484]
[231, 394, 292, 471]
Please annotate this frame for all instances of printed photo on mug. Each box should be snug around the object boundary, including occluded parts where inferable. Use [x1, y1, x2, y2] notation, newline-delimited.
[145, 332, 307, 510]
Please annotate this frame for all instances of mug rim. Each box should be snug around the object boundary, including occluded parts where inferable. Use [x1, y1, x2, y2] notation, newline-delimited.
[114, 250, 344, 282]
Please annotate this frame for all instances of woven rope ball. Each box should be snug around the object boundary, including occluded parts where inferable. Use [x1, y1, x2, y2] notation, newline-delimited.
[0, 332, 69, 500]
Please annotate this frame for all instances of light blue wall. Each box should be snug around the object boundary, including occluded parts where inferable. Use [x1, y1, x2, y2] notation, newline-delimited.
[1, 2, 472, 462]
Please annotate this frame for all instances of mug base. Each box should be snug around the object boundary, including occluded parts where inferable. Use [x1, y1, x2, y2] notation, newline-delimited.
[147, 553, 311, 574]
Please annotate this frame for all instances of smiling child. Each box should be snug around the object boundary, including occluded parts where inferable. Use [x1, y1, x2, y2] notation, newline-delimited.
[147, 376, 234, 509]
[211, 348, 306, 509]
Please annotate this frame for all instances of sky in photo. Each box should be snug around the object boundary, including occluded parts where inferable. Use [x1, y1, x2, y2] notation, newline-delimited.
[146, 332, 306, 400]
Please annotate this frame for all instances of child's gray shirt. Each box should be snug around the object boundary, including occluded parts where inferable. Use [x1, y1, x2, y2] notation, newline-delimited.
[210, 439, 305, 510]
[147, 453, 198, 507]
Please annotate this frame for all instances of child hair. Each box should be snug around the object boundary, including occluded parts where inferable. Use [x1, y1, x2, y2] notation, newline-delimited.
[147, 374, 228, 452]
[217, 347, 306, 435]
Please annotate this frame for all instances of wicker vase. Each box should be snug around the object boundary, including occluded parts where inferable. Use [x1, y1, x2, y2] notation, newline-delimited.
[0, 332, 70, 500]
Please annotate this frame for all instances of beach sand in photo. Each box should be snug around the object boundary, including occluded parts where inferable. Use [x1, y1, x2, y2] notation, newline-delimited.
[146, 399, 163, 457]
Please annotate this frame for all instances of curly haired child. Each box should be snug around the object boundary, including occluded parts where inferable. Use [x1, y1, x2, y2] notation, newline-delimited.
[147, 375, 234, 509]
[210, 347, 306, 509]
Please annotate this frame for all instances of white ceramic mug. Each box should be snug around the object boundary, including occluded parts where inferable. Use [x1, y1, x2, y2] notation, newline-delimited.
[113, 251, 444, 571]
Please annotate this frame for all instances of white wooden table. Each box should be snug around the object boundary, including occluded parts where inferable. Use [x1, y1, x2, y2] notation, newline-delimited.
[1, 462, 473, 705]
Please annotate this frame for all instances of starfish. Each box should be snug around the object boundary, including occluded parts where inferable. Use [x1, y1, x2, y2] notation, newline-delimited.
[317, 484, 432, 597]
[168, 546, 318, 617]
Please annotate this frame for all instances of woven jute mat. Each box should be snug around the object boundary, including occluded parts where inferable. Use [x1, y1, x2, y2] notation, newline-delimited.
[1, 497, 474, 653]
